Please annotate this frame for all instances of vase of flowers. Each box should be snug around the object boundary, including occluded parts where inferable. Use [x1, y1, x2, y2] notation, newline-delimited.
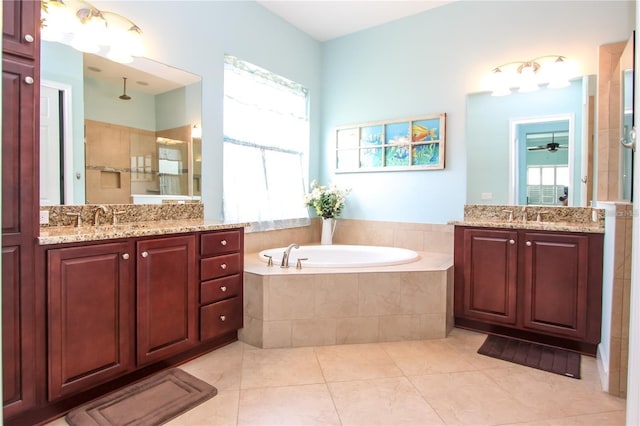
[304, 181, 350, 245]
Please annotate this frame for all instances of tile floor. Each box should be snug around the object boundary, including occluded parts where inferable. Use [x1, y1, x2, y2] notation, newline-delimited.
[49, 328, 626, 425]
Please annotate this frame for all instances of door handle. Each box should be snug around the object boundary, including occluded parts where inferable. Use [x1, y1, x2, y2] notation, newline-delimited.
[621, 126, 636, 151]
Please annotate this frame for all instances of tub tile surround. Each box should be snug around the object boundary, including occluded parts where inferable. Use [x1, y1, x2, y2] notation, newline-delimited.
[241, 219, 455, 349]
[244, 218, 455, 255]
[598, 202, 634, 398]
[453, 204, 605, 233]
[240, 253, 453, 349]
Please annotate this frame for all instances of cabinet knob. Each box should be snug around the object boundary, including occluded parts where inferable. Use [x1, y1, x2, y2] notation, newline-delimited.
[509, 239, 515, 245]
[219, 315, 226, 322]
[220, 286, 227, 292]
[24, 76, 34, 85]
[122, 253, 130, 260]
[221, 240, 227, 246]
[526, 241, 532, 247]
[220, 263, 227, 270]
[24, 34, 34, 43]
[141, 251, 149, 258]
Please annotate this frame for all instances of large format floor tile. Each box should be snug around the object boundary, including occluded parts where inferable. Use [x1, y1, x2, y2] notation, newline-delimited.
[47, 328, 627, 426]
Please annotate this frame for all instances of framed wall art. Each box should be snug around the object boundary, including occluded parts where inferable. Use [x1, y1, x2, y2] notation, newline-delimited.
[335, 113, 446, 172]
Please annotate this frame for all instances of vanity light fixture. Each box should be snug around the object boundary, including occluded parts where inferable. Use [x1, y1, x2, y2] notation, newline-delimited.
[490, 55, 571, 96]
[41, 0, 144, 64]
[191, 124, 202, 139]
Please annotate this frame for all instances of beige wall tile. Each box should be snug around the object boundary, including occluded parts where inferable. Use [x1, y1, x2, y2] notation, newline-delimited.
[314, 274, 359, 318]
[358, 273, 402, 316]
[420, 313, 448, 339]
[292, 319, 337, 347]
[267, 275, 315, 320]
[243, 273, 263, 319]
[400, 271, 446, 315]
[262, 320, 292, 349]
[378, 315, 422, 342]
[238, 315, 263, 348]
[336, 317, 379, 344]
[393, 229, 424, 251]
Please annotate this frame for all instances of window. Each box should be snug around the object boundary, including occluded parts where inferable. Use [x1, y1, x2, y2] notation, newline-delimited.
[223, 55, 310, 228]
[526, 165, 569, 205]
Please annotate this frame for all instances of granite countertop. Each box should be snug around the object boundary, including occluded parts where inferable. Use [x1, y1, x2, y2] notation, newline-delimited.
[450, 204, 606, 234]
[38, 219, 250, 245]
[449, 219, 604, 233]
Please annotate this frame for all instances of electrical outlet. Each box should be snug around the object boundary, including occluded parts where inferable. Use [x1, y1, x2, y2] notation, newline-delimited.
[39, 210, 49, 225]
[481, 192, 493, 200]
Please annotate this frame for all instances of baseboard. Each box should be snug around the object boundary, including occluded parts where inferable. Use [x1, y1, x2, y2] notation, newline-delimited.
[597, 343, 609, 392]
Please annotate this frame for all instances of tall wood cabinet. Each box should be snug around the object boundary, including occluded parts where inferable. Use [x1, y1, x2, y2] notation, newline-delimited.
[454, 226, 603, 355]
[2, 0, 40, 418]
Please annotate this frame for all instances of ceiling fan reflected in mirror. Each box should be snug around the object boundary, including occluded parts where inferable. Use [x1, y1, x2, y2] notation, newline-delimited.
[527, 131, 568, 152]
[119, 77, 131, 100]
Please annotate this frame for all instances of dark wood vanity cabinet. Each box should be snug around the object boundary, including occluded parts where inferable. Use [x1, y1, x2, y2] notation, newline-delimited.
[47, 242, 134, 400]
[199, 229, 244, 341]
[459, 228, 518, 326]
[454, 226, 603, 355]
[136, 235, 197, 365]
[16, 229, 245, 424]
[2, 0, 40, 419]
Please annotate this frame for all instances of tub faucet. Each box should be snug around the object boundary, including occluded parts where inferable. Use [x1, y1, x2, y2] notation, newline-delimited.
[93, 205, 107, 226]
[281, 243, 299, 268]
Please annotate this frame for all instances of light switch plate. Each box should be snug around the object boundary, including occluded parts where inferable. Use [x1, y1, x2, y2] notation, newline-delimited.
[481, 192, 493, 200]
[39, 210, 49, 225]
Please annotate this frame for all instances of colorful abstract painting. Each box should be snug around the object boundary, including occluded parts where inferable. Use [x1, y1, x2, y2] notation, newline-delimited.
[335, 113, 445, 172]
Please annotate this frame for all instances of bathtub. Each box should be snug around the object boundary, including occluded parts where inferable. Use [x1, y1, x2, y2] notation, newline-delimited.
[242, 247, 454, 348]
[258, 244, 420, 268]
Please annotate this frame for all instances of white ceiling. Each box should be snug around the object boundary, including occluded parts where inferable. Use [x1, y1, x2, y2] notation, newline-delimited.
[256, 0, 456, 42]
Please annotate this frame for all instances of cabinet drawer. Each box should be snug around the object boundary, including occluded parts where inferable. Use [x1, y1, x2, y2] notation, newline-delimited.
[200, 297, 243, 341]
[201, 230, 241, 256]
[201, 253, 241, 281]
[201, 274, 241, 304]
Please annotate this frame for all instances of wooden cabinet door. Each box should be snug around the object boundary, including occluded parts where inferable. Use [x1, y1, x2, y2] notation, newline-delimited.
[136, 235, 197, 366]
[462, 228, 518, 325]
[47, 242, 134, 400]
[2, 40, 38, 418]
[2, 0, 39, 59]
[522, 232, 589, 339]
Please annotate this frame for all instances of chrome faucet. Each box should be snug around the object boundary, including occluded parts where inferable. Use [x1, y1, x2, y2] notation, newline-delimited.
[280, 243, 299, 268]
[93, 205, 107, 226]
[521, 206, 528, 222]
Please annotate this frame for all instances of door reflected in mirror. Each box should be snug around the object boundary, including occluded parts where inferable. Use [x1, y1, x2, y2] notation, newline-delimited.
[40, 41, 202, 205]
[512, 118, 572, 206]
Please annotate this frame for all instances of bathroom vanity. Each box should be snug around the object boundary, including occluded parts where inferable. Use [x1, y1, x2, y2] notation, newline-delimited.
[453, 205, 604, 355]
[6, 219, 245, 425]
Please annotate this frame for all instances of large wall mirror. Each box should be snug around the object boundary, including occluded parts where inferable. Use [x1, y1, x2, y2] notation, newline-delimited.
[466, 76, 594, 207]
[40, 40, 202, 206]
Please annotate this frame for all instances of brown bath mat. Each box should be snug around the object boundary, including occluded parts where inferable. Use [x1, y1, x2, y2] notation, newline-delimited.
[478, 334, 581, 379]
[66, 368, 217, 425]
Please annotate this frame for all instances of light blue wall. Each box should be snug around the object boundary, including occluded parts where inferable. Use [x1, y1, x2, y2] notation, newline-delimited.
[84, 76, 157, 131]
[320, 0, 633, 223]
[156, 82, 202, 131]
[41, 41, 86, 203]
[94, 0, 323, 220]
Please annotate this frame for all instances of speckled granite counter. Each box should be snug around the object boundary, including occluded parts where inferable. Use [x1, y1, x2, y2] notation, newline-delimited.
[449, 204, 605, 234]
[39, 219, 250, 245]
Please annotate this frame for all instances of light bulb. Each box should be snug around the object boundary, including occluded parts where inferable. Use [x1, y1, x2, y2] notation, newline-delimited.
[490, 68, 511, 96]
[518, 63, 539, 93]
[547, 56, 571, 89]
